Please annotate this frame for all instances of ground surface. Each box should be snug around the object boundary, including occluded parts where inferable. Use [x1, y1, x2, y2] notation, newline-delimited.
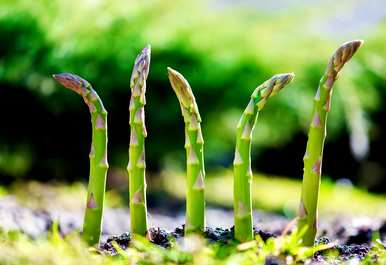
[0, 191, 384, 243]
[1, 193, 386, 264]
[1, 179, 386, 264]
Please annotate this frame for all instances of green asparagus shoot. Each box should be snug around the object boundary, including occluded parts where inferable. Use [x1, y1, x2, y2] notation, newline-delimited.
[298, 40, 364, 246]
[167, 67, 206, 234]
[234, 73, 294, 242]
[53, 73, 109, 246]
[128, 45, 151, 236]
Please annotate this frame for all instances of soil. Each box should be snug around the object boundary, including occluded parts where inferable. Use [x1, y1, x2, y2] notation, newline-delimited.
[99, 224, 386, 262]
[1, 195, 385, 263]
[99, 224, 386, 264]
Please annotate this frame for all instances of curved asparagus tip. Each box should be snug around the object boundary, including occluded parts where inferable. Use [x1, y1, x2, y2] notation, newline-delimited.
[167, 67, 205, 234]
[264, 72, 295, 96]
[167, 67, 200, 119]
[52, 73, 91, 95]
[252, 73, 295, 110]
[298, 40, 363, 246]
[233, 73, 294, 242]
[128, 45, 151, 236]
[52, 72, 108, 246]
[326, 40, 363, 78]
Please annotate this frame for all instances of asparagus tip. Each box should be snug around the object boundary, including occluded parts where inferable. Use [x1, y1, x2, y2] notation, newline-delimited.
[52, 73, 90, 94]
[269, 72, 295, 96]
[341, 39, 364, 51]
[131, 46, 151, 84]
[167, 67, 182, 84]
[274, 72, 295, 84]
[167, 67, 180, 79]
[330, 40, 364, 74]
[167, 67, 195, 109]
[134, 45, 151, 69]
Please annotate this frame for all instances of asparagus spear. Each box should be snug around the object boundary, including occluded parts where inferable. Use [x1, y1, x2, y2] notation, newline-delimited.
[234, 73, 294, 242]
[298, 40, 363, 246]
[53, 73, 109, 246]
[167, 67, 206, 234]
[128, 45, 151, 236]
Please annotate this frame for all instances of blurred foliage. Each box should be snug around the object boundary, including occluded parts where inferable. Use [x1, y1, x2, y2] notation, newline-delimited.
[3, 167, 386, 217]
[4, 181, 124, 210]
[0, 0, 386, 186]
[162, 169, 386, 218]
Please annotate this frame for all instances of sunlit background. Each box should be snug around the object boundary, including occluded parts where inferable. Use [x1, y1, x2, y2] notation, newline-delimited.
[1, 0, 386, 218]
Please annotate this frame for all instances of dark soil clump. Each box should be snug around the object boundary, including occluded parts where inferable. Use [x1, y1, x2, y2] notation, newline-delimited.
[100, 232, 131, 254]
[336, 244, 371, 260]
[314, 236, 371, 263]
[147, 227, 170, 247]
[346, 227, 373, 245]
[314, 243, 371, 263]
[253, 227, 276, 242]
[170, 225, 184, 238]
[205, 227, 233, 243]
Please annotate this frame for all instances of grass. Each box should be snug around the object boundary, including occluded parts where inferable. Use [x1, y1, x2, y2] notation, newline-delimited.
[161, 169, 386, 218]
[0, 225, 385, 265]
[0, 229, 125, 265]
[3, 225, 384, 265]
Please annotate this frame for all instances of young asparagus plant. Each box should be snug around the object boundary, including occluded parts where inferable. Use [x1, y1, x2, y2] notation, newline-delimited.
[234, 73, 294, 242]
[167, 67, 206, 234]
[52, 73, 109, 246]
[298, 40, 363, 246]
[128, 45, 151, 236]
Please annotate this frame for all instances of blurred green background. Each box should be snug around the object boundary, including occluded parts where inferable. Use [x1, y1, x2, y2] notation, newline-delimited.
[1, 0, 386, 198]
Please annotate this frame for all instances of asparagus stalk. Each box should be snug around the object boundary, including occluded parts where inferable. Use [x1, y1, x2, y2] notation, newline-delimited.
[128, 45, 151, 236]
[298, 40, 363, 246]
[167, 67, 206, 234]
[234, 73, 294, 242]
[52, 73, 109, 246]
